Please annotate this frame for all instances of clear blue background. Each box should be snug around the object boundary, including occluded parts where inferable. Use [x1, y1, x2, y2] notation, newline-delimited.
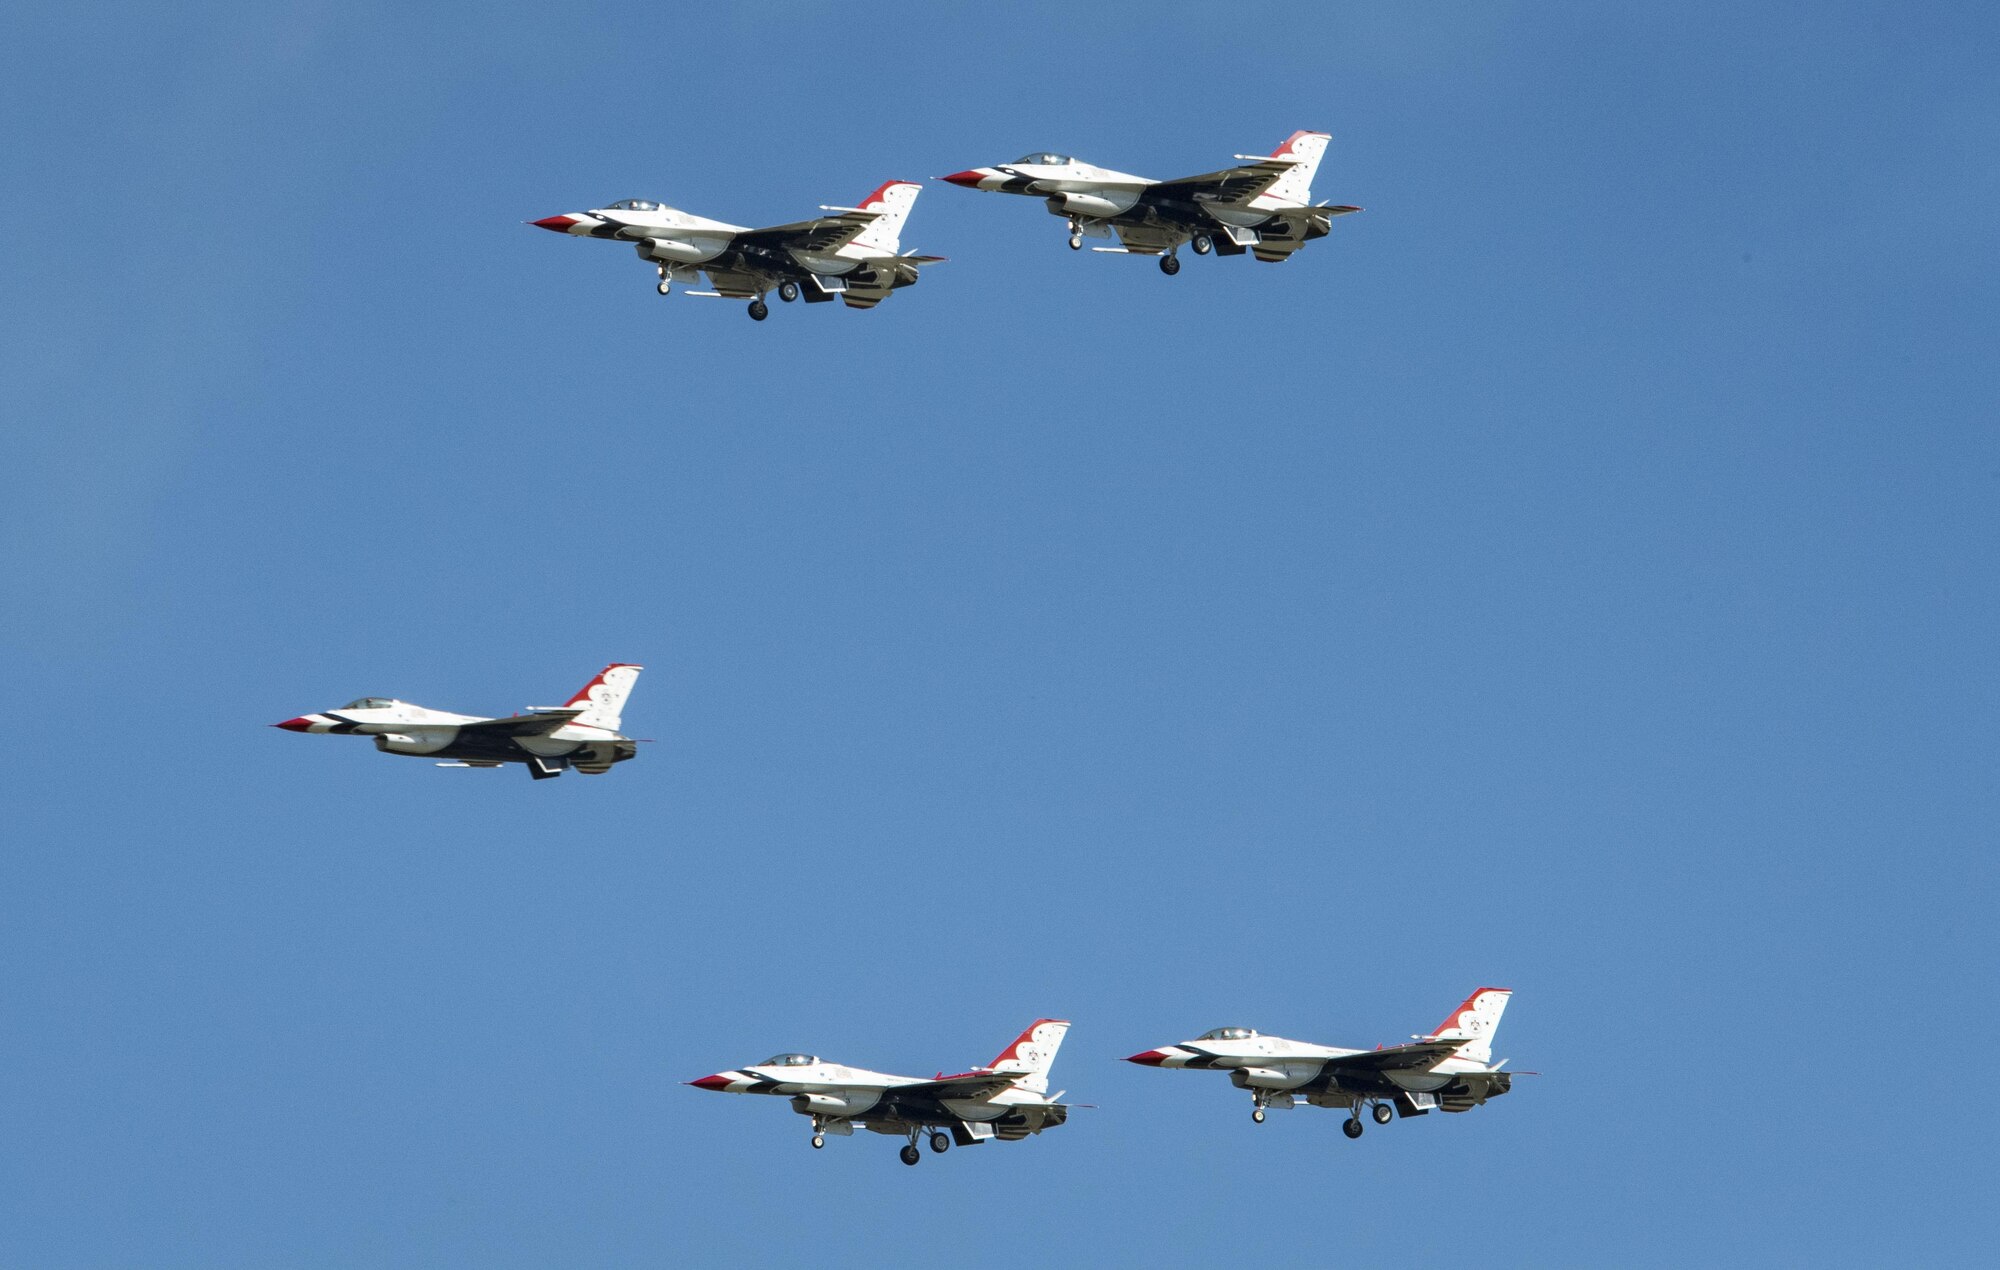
[4, 2, 1995, 1264]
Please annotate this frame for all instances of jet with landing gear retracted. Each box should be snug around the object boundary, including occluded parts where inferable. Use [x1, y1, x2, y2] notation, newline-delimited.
[1126, 989, 1523, 1138]
[687, 1020, 1077, 1166]
[940, 131, 1360, 275]
[529, 181, 943, 320]
[273, 663, 644, 780]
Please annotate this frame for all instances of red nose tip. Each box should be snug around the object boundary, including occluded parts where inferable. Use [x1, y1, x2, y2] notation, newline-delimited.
[530, 215, 578, 232]
[940, 171, 985, 188]
[272, 717, 313, 732]
[1125, 1050, 1167, 1066]
[686, 1075, 733, 1090]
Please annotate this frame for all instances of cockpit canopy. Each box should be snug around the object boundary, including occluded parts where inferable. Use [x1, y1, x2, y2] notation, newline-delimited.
[1198, 1027, 1258, 1041]
[760, 1053, 817, 1068]
[340, 697, 399, 710]
[605, 198, 661, 211]
[1011, 152, 1073, 166]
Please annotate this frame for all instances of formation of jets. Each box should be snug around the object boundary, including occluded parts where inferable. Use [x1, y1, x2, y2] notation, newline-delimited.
[685, 992, 1521, 1165]
[277, 125, 1530, 1169]
[529, 131, 1360, 318]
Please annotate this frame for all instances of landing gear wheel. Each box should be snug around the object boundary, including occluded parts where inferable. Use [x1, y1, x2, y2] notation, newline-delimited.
[811, 1135, 825, 1149]
[1159, 253, 1181, 276]
[778, 279, 800, 303]
[899, 1144, 921, 1166]
[747, 299, 769, 321]
[1373, 1102, 1393, 1125]
[1192, 234, 1213, 255]
[656, 281, 672, 295]
[1068, 234, 1083, 250]
[1252, 1108, 1266, 1124]
[929, 1132, 951, 1154]
[1343, 1117, 1364, 1139]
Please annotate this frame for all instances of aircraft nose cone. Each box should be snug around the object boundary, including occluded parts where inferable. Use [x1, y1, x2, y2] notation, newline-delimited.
[1125, 1049, 1169, 1066]
[529, 215, 578, 232]
[940, 170, 987, 188]
[272, 717, 314, 732]
[686, 1074, 734, 1091]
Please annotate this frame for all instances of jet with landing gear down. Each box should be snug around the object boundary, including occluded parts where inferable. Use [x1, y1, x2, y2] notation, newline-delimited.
[941, 131, 1360, 275]
[273, 664, 643, 780]
[1126, 989, 1521, 1138]
[529, 181, 943, 320]
[687, 1020, 1075, 1166]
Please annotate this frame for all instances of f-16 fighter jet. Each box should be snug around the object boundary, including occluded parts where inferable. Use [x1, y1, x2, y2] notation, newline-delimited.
[687, 1020, 1074, 1166]
[941, 131, 1360, 274]
[273, 664, 642, 781]
[528, 181, 942, 320]
[1126, 988, 1518, 1138]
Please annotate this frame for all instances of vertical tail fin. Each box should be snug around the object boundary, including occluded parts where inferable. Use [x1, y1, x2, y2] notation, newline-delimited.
[1263, 130, 1330, 206]
[849, 181, 921, 255]
[563, 663, 642, 731]
[983, 1019, 1070, 1095]
[1426, 988, 1512, 1064]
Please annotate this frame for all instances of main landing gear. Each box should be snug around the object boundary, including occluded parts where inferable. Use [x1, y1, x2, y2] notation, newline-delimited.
[1158, 252, 1181, 276]
[1343, 1117, 1364, 1139]
[1191, 233, 1213, 255]
[1373, 1102, 1394, 1125]
[929, 1131, 951, 1154]
[899, 1144, 921, 1166]
[747, 298, 769, 321]
[778, 279, 800, 303]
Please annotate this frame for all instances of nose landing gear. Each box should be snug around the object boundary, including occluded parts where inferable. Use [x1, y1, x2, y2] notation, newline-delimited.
[1067, 219, 1083, 250]
[655, 264, 671, 295]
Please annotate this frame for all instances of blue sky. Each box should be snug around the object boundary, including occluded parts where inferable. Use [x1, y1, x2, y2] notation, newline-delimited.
[3, 2, 1996, 1264]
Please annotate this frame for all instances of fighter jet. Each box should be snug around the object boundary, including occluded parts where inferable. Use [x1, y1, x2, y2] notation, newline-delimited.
[941, 131, 1360, 274]
[528, 181, 943, 320]
[1125, 988, 1518, 1137]
[687, 1020, 1075, 1166]
[273, 663, 642, 781]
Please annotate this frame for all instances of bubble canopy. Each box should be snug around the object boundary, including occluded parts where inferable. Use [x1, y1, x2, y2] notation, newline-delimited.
[605, 198, 661, 211]
[1198, 1027, 1258, 1041]
[760, 1053, 817, 1067]
[1011, 152, 1072, 166]
[340, 698, 398, 710]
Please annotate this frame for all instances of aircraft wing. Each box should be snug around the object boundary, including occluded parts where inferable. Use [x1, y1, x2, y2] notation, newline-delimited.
[731, 208, 882, 254]
[1143, 157, 1299, 207]
[894, 1070, 1027, 1101]
[1319, 1040, 1469, 1075]
[454, 709, 584, 738]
